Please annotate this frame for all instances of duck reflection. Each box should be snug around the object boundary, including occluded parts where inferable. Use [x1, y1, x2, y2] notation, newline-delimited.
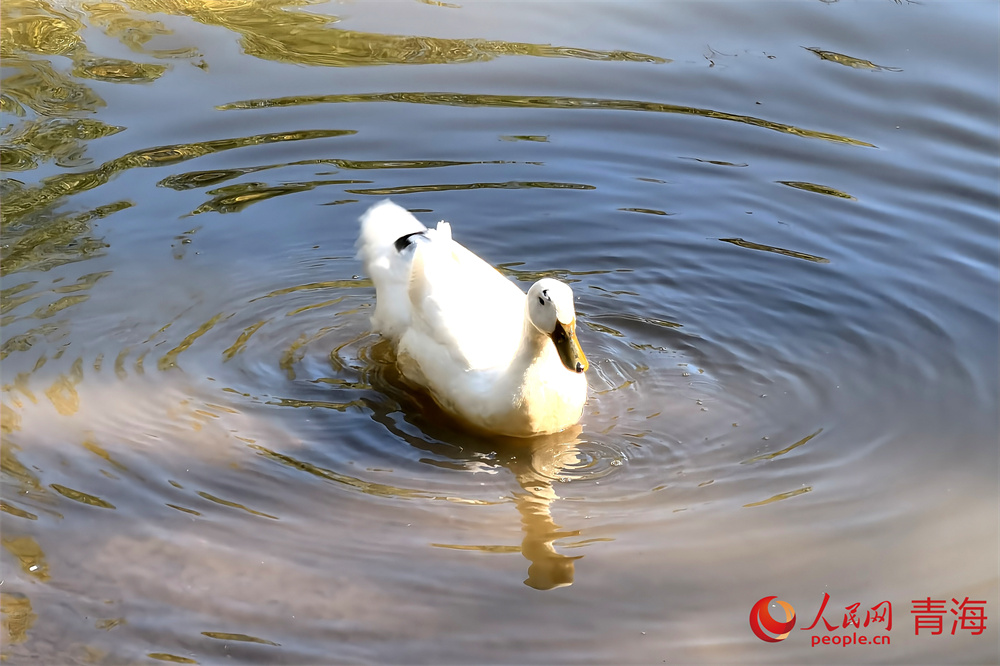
[356, 344, 590, 589]
[419, 429, 587, 590]
[505, 428, 585, 590]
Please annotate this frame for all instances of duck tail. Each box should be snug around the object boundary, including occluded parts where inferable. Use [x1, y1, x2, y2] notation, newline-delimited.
[357, 199, 427, 336]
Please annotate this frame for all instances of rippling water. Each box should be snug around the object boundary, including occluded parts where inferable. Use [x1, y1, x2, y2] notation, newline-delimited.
[1, 1, 997, 664]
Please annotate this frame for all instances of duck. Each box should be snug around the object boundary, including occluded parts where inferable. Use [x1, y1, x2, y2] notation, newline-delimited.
[357, 200, 588, 437]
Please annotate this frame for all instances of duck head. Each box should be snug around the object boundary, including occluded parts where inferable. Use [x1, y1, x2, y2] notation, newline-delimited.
[527, 278, 589, 374]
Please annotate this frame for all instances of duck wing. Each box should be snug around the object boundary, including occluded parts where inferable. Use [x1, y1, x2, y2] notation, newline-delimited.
[358, 199, 525, 371]
[404, 227, 525, 371]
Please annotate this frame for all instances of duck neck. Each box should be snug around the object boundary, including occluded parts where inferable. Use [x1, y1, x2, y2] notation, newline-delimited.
[514, 302, 551, 371]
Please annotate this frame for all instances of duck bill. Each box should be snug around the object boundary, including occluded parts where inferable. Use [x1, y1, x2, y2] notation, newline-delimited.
[551, 320, 589, 373]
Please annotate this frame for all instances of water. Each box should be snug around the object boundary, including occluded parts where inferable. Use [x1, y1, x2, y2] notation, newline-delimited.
[1, 1, 997, 664]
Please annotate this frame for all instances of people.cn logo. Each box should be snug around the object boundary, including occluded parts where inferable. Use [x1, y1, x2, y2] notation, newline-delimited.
[750, 596, 797, 642]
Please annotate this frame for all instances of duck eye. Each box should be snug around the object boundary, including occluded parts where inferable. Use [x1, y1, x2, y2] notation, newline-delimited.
[537, 296, 545, 305]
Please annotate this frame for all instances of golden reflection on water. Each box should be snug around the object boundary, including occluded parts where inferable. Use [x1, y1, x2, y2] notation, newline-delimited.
[43, 356, 83, 414]
[0, 440, 40, 495]
[742, 428, 823, 464]
[158, 312, 232, 371]
[742, 486, 813, 508]
[619, 206, 672, 216]
[495, 263, 633, 284]
[49, 482, 117, 509]
[278, 327, 334, 380]
[219, 91, 877, 147]
[0, 118, 124, 171]
[84, 2, 200, 59]
[0, 593, 37, 645]
[82, 437, 129, 473]
[159, 159, 504, 192]
[221, 320, 268, 361]
[778, 180, 856, 200]
[804, 46, 902, 72]
[72, 56, 167, 83]
[201, 631, 279, 647]
[0, 198, 126, 277]
[718, 237, 831, 263]
[1, 128, 355, 251]
[0, 500, 38, 521]
[124, 0, 664, 67]
[147, 653, 198, 664]
[248, 444, 476, 502]
[186, 180, 368, 216]
[1, 535, 50, 580]
[347, 180, 596, 196]
[195, 491, 277, 520]
[0, 0, 186, 175]
[0, 0, 864, 301]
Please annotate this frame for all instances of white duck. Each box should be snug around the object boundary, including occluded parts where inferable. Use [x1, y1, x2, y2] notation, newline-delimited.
[357, 200, 588, 437]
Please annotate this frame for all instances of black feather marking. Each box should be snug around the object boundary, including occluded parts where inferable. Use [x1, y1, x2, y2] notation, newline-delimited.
[394, 231, 427, 252]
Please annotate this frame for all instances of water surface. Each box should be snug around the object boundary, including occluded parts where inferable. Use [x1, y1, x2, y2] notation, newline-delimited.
[1, 1, 998, 664]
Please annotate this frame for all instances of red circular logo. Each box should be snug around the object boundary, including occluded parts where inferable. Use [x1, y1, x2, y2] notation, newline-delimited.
[750, 596, 796, 642]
